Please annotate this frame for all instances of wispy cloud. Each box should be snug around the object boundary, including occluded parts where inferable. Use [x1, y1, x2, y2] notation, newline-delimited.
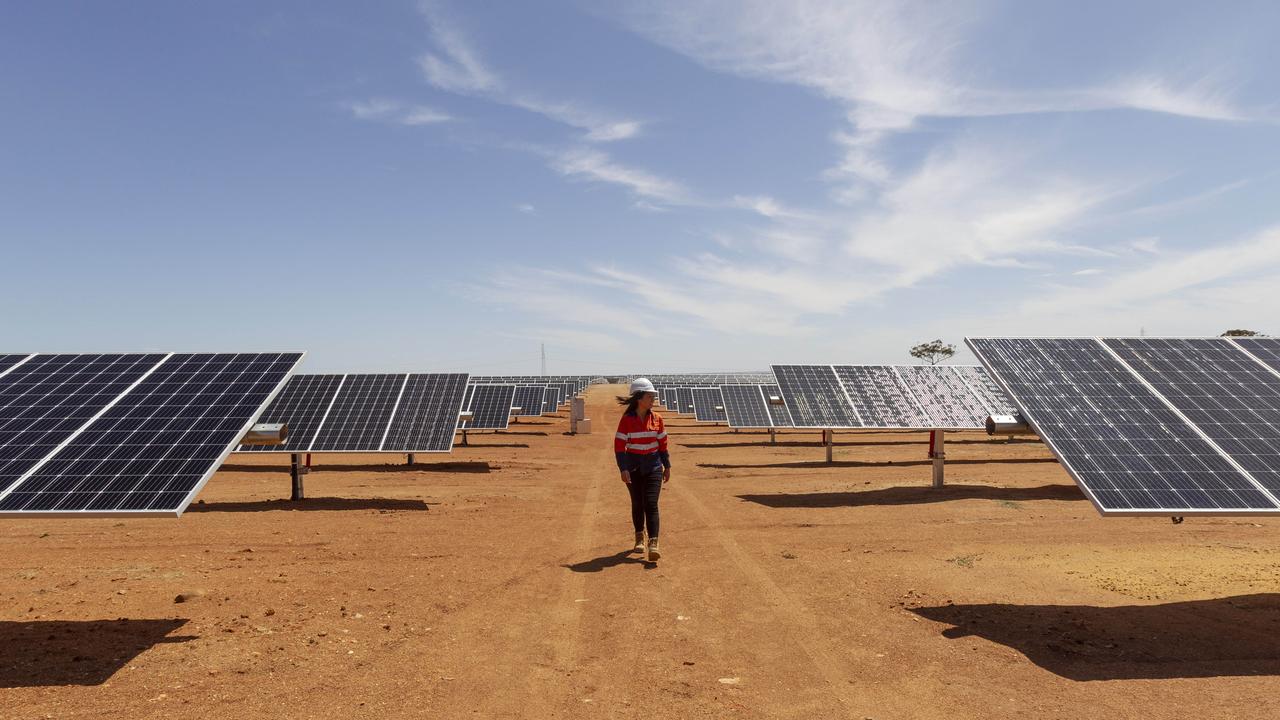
[416, 5, 498, 94]
[1019, 226, 1280, 317]
[1118, 178, 1253, 219]
[730, 195, 810, 220]
[348, 98, 401, 120]
[617, 0, 1257, 191]
[479, 268, 661, 338]
[471, 1, 1273, 347]
[1130, 237, 1161, 254]
[401, 106, 453, 125]
[416, 1, 642, 142]
[843, 140, 1117, 281]
[492, 135, 1127, 338]
[551, 147, 688, 204]
[346, 98, 452, 125]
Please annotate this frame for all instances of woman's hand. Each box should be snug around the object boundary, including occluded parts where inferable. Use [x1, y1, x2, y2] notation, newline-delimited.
[620, 470, 631, 484]
[662, 467, 671, 483]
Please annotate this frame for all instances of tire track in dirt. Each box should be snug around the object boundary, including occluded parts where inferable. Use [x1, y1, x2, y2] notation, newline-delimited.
[672, 480, 860, 713]
[394, 390, 609, 718]
[545, 445, 602, 677]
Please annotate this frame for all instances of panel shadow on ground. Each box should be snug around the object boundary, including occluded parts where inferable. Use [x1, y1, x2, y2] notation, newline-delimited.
[0, 618, 192, 687]
[912, 594, 1280, 680]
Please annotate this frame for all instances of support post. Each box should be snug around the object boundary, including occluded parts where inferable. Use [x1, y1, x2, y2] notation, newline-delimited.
[929, 429, 945, 488]
[406, 453, 415, 466]
[290, 453, 304, 501]
[461, 429, 469, 447]
[823, 429, 834, 463]
[769, 428, 777, 445]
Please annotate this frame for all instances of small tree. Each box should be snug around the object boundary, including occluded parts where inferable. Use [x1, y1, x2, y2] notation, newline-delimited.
[910, 339, 956, 365]
[1222, 329, 1264, 337]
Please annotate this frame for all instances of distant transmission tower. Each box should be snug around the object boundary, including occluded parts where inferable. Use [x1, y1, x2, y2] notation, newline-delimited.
[541, 343, 547, 375]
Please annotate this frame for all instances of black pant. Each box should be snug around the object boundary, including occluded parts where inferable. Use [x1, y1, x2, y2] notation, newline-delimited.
[626, 462, 663, 538]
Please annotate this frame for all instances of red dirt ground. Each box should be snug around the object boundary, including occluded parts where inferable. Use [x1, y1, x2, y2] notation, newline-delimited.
[3, 384, 1280, 718]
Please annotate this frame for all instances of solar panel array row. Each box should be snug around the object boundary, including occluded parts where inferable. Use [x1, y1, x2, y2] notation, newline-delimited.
[240, 373, 469, 453]
[770, 365, 1016, 429]
[0, 352, 302, 516]
[642, 372, 775, 386]
[471, 376, 591, 402]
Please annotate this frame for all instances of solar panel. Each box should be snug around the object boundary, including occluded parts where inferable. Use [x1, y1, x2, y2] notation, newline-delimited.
[719, 384, 773, 428]
[462, 384, 516, 430]
[663, 387, 679, 410]
[0, 352, 302, 516]
[308, 374, 405, 452]
[691, 387, 727, 423]
[381, 374, 469, 451]
[544, 385, 563, 410]
[898, 365, 994, 429]
[238, 374, 344, 453]
[761, 384, 794, 427]
[771, 365, 861, 428]
[833, 366, 930, 427]
[659, 388, 673, 411]
[952, 364, 1019, 416]
[771, 364, 1012, 429]
[969, 337, 1279, 514]
[245, 372, 470, 452]
[673, 387, 694, 415]
[512, 386, 546, 417]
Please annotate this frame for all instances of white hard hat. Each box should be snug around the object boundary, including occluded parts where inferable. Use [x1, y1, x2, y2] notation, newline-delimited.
[629, 378, 657, 395]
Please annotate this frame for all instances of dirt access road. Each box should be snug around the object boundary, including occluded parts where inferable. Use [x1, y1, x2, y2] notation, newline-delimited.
[3, 383, 1280, 718]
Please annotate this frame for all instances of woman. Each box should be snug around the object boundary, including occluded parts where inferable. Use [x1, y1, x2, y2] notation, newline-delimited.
[614, 378, 671, 562]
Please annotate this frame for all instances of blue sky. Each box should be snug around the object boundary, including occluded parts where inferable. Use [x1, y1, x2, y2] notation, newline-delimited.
[3, 1, 1278, 373]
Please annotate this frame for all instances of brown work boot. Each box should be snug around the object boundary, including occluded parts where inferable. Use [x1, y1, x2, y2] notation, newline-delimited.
[633, 532, 646, 553]
[647, 538, 661, 562]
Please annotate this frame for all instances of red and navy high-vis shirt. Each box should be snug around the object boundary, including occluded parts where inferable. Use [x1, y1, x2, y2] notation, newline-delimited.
[615, 410, 670, 471]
